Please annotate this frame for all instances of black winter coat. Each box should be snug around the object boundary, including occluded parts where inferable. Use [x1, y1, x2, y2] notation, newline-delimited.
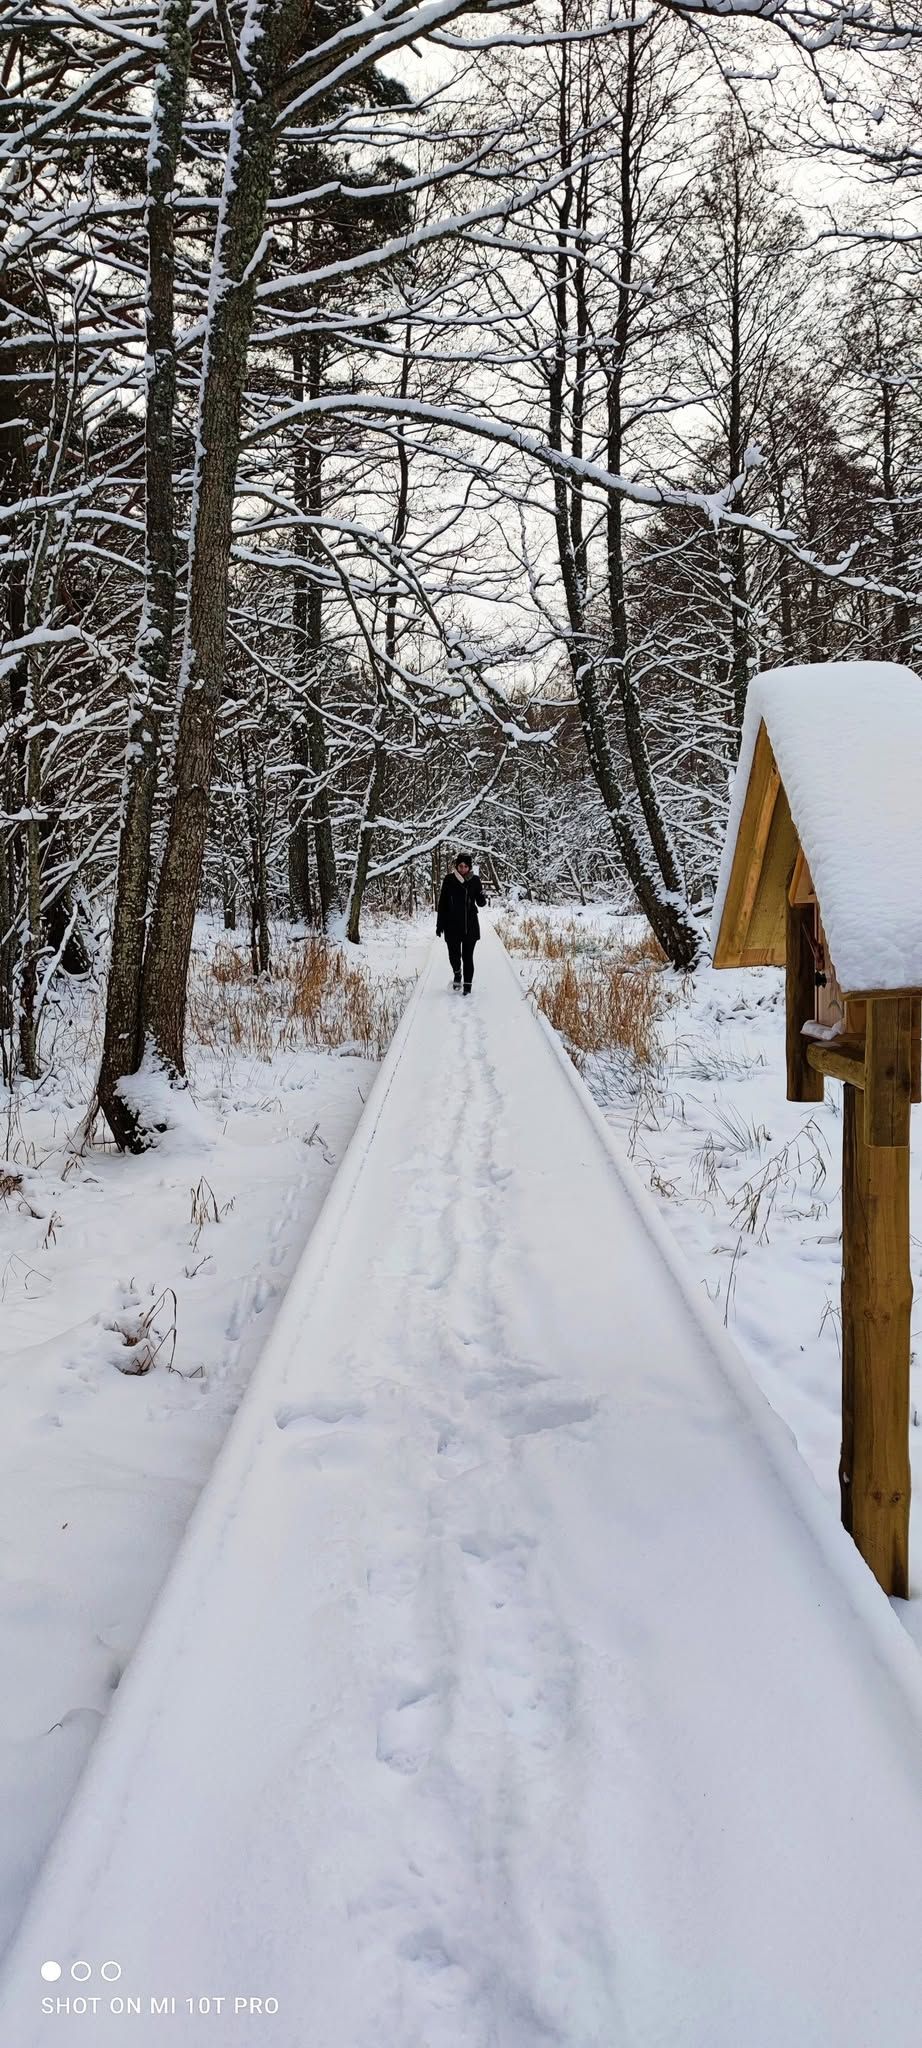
[436, 870, 486, 942]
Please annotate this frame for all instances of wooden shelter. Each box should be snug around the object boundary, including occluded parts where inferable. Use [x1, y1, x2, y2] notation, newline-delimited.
[713, 662, 922, 1598]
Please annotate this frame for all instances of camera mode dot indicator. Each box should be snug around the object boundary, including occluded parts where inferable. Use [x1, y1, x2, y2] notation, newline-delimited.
[40, 1962, 61, 1983]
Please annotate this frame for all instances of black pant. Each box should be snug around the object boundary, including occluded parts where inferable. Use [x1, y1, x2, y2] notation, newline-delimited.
[445, 933, 477, 985]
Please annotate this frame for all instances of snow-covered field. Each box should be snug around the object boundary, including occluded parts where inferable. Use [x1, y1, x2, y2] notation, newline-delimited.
[5, 922, 922, 2048]
[502, 900, 922, 1648]
[0, 916, 425, 1953]
[6, 899, 922, 2033]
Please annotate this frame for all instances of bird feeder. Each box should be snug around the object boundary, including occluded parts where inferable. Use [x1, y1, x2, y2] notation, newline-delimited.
[712, 662, 922, 1598]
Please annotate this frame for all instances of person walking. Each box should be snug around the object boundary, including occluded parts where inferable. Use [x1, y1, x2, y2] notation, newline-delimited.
[436, 852, 486, 993]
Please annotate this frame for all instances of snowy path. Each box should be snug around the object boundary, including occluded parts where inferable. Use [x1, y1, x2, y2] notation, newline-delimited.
[5, 928, 922, 2046]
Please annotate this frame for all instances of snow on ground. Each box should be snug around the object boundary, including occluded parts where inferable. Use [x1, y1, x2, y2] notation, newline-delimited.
[5, 925, 922, 2048]
[0, 914, 424, 1956]
[502, 900, 922, 1647]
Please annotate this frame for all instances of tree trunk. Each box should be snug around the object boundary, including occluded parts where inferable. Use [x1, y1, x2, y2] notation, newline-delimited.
[343, 319, 412, 945]
[0, 287, 28, 1060]
[239, 735, 271, 976]
[344, 719, 387, 944]
[287, 787, 313, 921]
[602, 11, 686, 902]
[303, 327, 339, 924]
[96, 0, 192, 1147]
[139, 0, 297, 1078]
[18, 634, 47, 1076]
[222, 861, 238, 930]
[548, 43, 700, 971]
[291, 303, 338, 925]
[47, 876, 91, 976]
[880, 374, 912, 663]
[725, 173, 751, 743]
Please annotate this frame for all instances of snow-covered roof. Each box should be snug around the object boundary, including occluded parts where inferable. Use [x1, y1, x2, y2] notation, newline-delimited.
[712, 661, 922, 995]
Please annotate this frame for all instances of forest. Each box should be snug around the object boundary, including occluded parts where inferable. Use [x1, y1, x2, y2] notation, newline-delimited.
[6, 4, 922, 2032]
[2, 0, 921, 1140]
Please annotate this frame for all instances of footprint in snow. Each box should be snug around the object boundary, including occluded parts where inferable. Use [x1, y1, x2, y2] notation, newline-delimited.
[274, 1399, 368, 1469]
[500, 1394, 598, 1439]
[376, 1687, 442, 1775]
[47, 1705, 105, 1738]
[397, 1927, 458, 1976]
[274, 1398, 366, 1432]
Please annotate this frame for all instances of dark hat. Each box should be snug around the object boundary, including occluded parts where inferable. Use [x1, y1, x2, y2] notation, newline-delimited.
[455, 851, 473, 867]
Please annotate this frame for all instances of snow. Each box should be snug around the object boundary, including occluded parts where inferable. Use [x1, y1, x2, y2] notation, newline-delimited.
[4, 927, 922, 2044]
[0, 916, 424, 1965]
[510, 908, 922, 1649]
[713, 659, 922, 993]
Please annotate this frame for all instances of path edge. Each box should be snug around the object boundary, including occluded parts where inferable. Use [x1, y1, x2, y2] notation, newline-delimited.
[0, 939, 440, 1988]
[492, 927, 922, 1719]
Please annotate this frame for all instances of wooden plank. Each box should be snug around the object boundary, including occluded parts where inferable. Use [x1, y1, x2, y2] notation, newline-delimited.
[805, 1038, 866, 1091]
[912, 998, 921, 1105]
[746, 781, 798, 963]
[733, 947, 788, 968]
[712, 724, 780, 968]
[865, 997, 913, 1148]
[840, 1087, 911, 1598]
[786, 900, 824, 1103]
[787, 846, 813, 907]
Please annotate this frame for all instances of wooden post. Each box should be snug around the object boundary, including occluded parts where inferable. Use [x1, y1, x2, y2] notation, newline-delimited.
[840, 1083, 911, 1597]
[785, 899, 824, 1103]
[865, 995, 913, 1148]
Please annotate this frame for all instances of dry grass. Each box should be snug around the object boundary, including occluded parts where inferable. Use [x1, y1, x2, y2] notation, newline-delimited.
[498, 909, 670, 1071]
[530, 952, 668, 1069]
[210, 945, 252, 986]
[495, 911, 594, 959]
[496, 910, 665, 969]
[187, 935, 407, 1062]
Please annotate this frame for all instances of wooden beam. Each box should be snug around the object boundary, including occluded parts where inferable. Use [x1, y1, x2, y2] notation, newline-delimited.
[805, 1038, 866, 1091]
[786, 900, 824, 1103]
[713, 724, 781, 968]
[841, 985, 922, 1002]
[840, 1087, 911, 1598]
[865, 997, 913, 1148]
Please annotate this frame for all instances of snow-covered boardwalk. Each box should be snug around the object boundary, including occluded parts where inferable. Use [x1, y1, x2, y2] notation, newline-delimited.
[5, 929, 922, 2047]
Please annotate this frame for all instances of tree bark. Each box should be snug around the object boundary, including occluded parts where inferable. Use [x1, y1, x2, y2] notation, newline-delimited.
[239, 734, 271, 975]
[0, 285, 28, 1057]
[343, 318, 412, 943]
[291, 314, 338, 924]
[344, 715, 387, 943]
[140, 0, 310, 1077]
[96, 0, 192, 1146]
[880, 369, 912, 663]
[222, 861, 238, 930]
